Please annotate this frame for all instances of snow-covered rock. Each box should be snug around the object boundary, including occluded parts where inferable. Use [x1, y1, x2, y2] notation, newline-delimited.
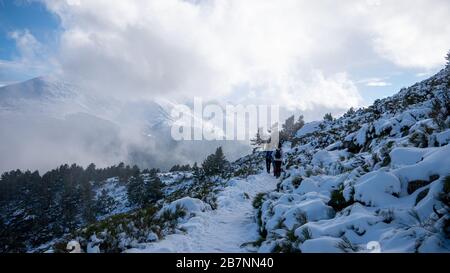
[296, 121, 321, 137]
[435, 129, 450, 146]
[159, 197, 211, 217]
[390, 147, 433, 167]
[353, 171, 401, 207]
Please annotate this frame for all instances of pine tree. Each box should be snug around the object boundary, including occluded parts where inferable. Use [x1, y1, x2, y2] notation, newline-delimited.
[346, 107, 356, 116]
[95, 189, 115, 215]
[127, 168, 163, 207]
[202, 147, 229, 177]
[283, 115, 295, 133]
[214, 147, 228, 172]
[192, 162, 204, 182]
[127, 171, 146, 207]
[250, 127, 266, 151]
[280, 115, 305, 142]
[146, 169, 164, 202]
[117, 162, 127, 182]
[430, 92, 450, 130]
[80, 177, 96, 224]
[293, 115, 305, 134]
[181, 164, 192, 171]
[85, 163, 97, 181]
[324, 113, 333, 122]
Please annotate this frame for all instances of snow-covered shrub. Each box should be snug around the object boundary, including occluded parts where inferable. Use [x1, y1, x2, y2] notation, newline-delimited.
[158, 197, 210, 221]
[158, 204, 187, 230]
[429, 93, 450, 130]
[409, 131, 429, 148]
[354, 171, 401, 206]
[291, 176, 302, 188]
[437, 175, 450, 238]
[328, 187, 353, 212]
[52, 206, 161, 253]
[378, 208, 395, 223]
[272, 239, 300, 253]
[335, 236, 361, 253]
[253, 193, 267, 209]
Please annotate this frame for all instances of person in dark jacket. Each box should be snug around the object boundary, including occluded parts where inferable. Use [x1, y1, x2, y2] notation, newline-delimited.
[273, 143, 283, 178]
[265, 150, 273, 173]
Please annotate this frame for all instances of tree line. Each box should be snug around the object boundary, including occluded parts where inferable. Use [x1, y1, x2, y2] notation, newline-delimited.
[0, 146, 231, 252]
[0, 162, 163, 252]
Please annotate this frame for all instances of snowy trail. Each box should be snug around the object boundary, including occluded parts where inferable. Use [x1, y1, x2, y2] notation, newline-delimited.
[127, 173, 278, 253]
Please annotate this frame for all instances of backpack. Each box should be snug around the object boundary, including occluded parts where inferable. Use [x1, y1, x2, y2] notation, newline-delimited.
[274, 149, 281, 159]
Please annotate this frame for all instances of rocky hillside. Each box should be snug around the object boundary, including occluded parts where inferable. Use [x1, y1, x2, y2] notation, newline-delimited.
[254, 67, 450, 252]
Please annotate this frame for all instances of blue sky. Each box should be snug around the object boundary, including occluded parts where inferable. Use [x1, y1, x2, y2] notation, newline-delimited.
[0, 0, 59, 58]
[0, 0, 59, 85]
[0, 0, 448, 111]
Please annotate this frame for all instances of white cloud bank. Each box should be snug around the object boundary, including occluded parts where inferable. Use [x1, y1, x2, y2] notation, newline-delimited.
[1, 0, 449, 172]
[368, 0, 450, 69]
[37, 0, 450, 115]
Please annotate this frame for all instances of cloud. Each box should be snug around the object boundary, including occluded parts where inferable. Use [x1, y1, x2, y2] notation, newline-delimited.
[38, 1, 362, 113]
[1, 29, 55, 80]
[9, 29, 42, 60]
[38, 0, 450, 117]
[366, 81, 391, 87]
[359, 77, 392, 87]
[364, 0, 450, 69]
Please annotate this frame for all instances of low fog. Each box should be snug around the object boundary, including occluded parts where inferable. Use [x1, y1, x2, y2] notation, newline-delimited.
[0, 109, 253, 174]
[0, 77, 255, 173]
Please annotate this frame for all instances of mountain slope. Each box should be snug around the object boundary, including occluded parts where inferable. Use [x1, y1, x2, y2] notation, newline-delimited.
[253, 67, 450, 252]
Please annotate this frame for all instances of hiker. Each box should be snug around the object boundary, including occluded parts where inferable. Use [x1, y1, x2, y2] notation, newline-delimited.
[263, 131, 275, 174]
[265, 150, 273, 173]
[273, 143, 283, 178]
